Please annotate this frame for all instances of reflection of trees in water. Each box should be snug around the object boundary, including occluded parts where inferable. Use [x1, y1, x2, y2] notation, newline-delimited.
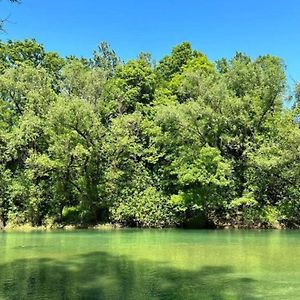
[0, 251, 258, 300]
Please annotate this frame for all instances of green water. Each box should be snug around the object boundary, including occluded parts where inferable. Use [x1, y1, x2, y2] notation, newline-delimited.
[0, 230, 299, 299]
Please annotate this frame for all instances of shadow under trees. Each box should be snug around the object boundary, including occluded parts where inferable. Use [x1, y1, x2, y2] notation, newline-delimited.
[0, 250, 259, 300]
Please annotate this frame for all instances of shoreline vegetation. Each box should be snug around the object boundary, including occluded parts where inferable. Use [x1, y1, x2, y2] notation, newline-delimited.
[1, 223, 296, 232]
[0, 223, 120, 232]
[0, 220, 293, 232]
[1, 40, 300, 230]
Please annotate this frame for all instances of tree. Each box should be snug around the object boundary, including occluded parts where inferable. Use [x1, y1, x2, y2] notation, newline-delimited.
[92, 42, 120, 77]
[0, 38, 299, 229]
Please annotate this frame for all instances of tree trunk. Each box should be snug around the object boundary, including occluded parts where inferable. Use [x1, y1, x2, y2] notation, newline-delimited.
[0, 218, 4, 230]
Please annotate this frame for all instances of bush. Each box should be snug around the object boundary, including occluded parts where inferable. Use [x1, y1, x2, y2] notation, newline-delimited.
[62, 206, 81, 224]
[111, 187, 179, 227]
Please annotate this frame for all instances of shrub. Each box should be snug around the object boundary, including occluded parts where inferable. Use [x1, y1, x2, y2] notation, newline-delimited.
[111, 187, 178, 227]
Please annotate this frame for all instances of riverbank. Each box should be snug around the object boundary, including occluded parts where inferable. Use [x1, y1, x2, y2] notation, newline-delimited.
[0, 221, 292, 232]
[0, 223, 121, 232]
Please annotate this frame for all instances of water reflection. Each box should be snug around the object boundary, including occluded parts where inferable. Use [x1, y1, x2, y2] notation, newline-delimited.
[0, 251, 258, 300]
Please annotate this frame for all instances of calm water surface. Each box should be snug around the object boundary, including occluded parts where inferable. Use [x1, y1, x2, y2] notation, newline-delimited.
[0, 229, 299, 299]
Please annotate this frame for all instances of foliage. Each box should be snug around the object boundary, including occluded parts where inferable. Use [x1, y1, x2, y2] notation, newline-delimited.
[0, 39, 299, 228]
[111, 187, 178, 227]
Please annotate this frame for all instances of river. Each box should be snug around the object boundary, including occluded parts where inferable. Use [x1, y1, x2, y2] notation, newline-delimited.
[0, 229, 299, 299]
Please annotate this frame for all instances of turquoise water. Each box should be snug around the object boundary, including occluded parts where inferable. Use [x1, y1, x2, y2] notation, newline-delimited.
[0, 229, 299, 299]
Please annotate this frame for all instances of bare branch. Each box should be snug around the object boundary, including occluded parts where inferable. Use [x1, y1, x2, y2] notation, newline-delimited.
[0, 0, 20, 32]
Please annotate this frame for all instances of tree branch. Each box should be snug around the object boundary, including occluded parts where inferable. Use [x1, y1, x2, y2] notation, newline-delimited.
[1, 0, 20, 32]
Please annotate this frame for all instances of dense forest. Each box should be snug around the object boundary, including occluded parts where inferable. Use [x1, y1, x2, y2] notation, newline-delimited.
[0, 39, 299, 229]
